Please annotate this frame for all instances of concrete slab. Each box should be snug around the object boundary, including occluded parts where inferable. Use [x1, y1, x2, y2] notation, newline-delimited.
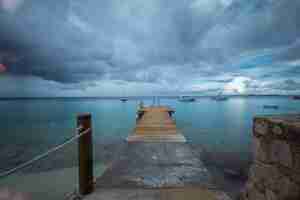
[95, 143, 214, 189]
[83, 188, 232, 200]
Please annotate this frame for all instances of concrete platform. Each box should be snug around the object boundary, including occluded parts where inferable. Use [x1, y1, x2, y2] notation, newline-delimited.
[95, 143, 214, 188]
[84, 187, 232, 200]
[83, 142, 232, 200]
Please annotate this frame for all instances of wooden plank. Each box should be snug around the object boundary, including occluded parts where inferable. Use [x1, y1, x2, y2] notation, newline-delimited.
[127, 106, 186, 142]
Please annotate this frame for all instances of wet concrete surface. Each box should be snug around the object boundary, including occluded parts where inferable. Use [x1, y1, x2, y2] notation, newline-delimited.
[95, 142, 214, 189]
[84, 187, 232, 200]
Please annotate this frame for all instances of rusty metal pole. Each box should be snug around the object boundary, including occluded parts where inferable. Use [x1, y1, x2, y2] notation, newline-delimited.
[77, 113, 93, 195]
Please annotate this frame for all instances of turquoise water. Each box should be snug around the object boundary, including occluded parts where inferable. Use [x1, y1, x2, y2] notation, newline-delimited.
[0, 96, 300, 170]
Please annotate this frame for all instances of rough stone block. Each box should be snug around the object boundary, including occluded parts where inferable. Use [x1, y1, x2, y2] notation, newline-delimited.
[271, 125, 284, 137]
[276, 164, 300, 185]
[270, 140, 293, 168]
[254, 119, 269, 137]
[265, 189, 277, 200]
[254, 138, 294, 168]
[291, 172, 300, 184]
[286, 123, 300, 142]
[248, 165, 265, 193]
[254, 114, 300, 141]
[253, 137, 272, 163]
[291, 143, 300, 172]
[278, 175, 300, 199]
[248, 188, 266, 200]
[250, 163, 281, 192]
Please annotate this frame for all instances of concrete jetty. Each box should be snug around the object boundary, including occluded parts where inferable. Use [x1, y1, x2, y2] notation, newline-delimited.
[82, 106, 231, 200]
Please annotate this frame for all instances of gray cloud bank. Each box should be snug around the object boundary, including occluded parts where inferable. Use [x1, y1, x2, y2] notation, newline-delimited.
[0, 0, 300, 95]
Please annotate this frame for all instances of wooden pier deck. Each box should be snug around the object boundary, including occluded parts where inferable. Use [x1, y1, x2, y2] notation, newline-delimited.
[82, 106, 231, 200]
[127, 106, 186, 142]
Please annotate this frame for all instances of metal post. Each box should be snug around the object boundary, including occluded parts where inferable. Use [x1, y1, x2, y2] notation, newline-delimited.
[77, 113, 93, 195]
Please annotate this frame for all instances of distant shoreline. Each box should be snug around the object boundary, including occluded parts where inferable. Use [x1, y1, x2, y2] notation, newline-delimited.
[0, 94, 295, 101]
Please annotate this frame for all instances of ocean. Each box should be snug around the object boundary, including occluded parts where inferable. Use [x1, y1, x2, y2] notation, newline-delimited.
[0, 96, 299, 199]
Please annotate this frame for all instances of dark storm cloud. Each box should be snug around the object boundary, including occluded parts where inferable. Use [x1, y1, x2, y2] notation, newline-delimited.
[1, 0, 225, 83]
[207, 0, 300, 50]
[267, 79, 300, 91]
[0, 0, 299, 95]
[273, 40, 300, 62]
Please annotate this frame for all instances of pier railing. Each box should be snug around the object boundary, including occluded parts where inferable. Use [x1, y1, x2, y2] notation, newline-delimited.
[0, 113, 97, 200]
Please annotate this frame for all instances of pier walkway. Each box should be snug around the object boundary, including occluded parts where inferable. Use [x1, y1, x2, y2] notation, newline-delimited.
[83, 106, 231, 200]
[127, 106, 186, 142]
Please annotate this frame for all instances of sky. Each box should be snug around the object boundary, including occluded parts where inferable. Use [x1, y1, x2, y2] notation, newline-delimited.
[0, 0, 300, 97]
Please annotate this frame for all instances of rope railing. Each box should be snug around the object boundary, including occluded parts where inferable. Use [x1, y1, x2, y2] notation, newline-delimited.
[0, 127, 91, 179]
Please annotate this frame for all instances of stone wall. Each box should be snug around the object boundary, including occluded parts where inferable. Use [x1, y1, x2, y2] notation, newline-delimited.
[241, 114, 300, 200]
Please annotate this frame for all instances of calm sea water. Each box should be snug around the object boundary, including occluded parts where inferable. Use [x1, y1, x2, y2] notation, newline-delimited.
[0, 96, 299, 199]
[0, 96, 300, 170]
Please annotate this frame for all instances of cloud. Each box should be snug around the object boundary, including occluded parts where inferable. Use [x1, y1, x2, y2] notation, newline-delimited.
[200, 0, 300, 59]
[267, 79, 300, 91]
[222, 76, 252, 94]
[0, 0, 300, 96]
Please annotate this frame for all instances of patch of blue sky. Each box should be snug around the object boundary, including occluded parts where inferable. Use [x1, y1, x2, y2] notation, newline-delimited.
[238, 54, 273, 69]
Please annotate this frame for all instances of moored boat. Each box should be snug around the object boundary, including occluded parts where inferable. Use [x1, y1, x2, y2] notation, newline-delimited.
[178, 96, 196, 102]
[120, 98, 128, 102]
[212, 92, 228, 101]
[292, 95, 300, 100]
[263, 105, 279, 109]
[212, 95, 228, 101]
